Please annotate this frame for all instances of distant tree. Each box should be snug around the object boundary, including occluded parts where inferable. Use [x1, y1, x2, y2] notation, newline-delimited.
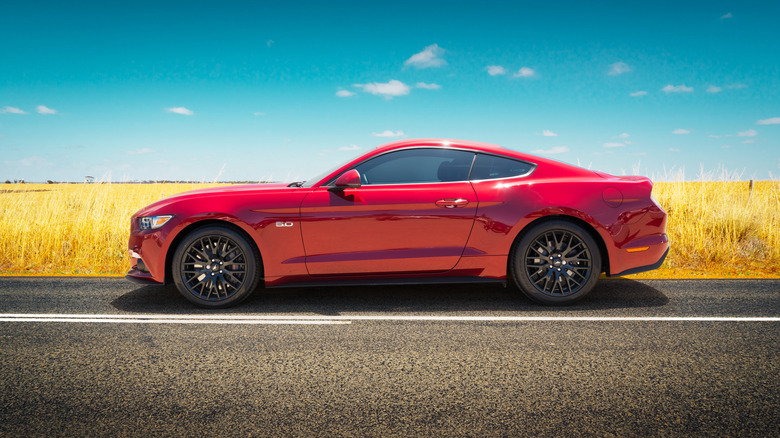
[47, 180, 55, 184]
[4, 180, 9, 184]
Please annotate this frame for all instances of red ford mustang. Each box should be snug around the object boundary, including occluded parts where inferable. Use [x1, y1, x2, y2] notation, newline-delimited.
[127, 139, 668, 307]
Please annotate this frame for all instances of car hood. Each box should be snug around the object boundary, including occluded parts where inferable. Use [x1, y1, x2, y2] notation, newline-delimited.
[166, 183, 291, 198]
[133, 183, 298, 217]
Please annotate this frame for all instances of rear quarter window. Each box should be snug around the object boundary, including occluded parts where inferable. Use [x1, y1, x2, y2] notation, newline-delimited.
[470, 154, 534, 180]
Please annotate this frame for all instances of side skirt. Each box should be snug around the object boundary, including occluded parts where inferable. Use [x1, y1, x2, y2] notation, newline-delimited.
[268, 276, 506, 289]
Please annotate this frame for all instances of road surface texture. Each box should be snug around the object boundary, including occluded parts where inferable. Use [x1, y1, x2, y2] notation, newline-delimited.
[0, 277, 778, 437]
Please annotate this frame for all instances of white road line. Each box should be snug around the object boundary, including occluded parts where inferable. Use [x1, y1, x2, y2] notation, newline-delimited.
[0, 314, 778, 323]
[0, 317, 349, 325]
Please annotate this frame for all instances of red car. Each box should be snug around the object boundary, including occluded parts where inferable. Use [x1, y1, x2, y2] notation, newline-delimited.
[127, 139, 668, 307]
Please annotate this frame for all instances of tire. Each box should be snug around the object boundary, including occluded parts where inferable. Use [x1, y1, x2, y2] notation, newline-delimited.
[172, 226, 262, 308]
[510, 220, 601, 305]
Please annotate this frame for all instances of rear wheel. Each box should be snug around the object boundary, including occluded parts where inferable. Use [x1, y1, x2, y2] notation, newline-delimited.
[510, 220, 601, 305]
[172, 226, 261, 308]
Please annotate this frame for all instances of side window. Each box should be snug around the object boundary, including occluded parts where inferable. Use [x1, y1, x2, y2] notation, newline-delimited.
[470, 154, 534, 180]
[353, 149, 475, 185]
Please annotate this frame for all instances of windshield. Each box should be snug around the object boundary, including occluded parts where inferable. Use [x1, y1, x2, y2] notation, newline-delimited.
[300, 150, 366, 188]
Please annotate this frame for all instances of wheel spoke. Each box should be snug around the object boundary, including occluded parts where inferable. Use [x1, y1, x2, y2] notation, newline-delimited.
[190, 244, 210, 262]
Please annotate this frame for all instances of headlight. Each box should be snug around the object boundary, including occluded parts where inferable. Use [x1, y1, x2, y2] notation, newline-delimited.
[139, 215, 174, 230]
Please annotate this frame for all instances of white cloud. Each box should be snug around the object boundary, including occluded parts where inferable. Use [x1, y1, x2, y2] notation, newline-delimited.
[127, 148, 154, 155]
[615, 133, 630, 138]
[708, 134, 723, 138]
[356, 80, 410, 99]
[721, 12, 732, 19]
[338, 145, 361, 151]
[721, 144, 731, 149]
[253, 112, 266, 116]
[603, 142, 625, 148]
[1, 106, 27, 114]
[669, 148, 681, 152]
[662, 84, 693, 93]
[608, 62, 632, 76]
[166, 107, 194, 115]
[266, 40, 274, 48]
[486, 65, 506, 76]
[630, 91, 647, 97]
[707, 84, 745, 93]
[416, 82, 441, 90]
[514, 67, 535, 78]
[737, 129, 758, 137]
[336, 89, 356, 97]
[531, 146, 569, 155]
[404, 44, 446, 69]
[372, 130, 405, 138]
[756, 117, 780, 125]
[36, 105, 57, 115]
[540, 130, 557, 137]
[741, 139, 755, 144]
[672, 128, 691, 135]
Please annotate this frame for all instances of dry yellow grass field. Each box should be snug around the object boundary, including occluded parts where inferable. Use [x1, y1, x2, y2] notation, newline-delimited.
[627, 179, 780, 279]
[0, 181, 778, 278]
[0, 183, 229, 275]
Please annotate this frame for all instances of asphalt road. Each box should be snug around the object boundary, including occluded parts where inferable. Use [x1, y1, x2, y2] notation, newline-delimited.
[0, 277, 778, 437]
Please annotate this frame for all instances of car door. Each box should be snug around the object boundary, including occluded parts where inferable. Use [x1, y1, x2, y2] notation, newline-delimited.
[299, 148, 478, 276]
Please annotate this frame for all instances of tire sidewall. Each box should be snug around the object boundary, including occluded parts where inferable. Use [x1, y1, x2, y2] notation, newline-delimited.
[172, 226, 261, 308]
[510, 220, 601, 305]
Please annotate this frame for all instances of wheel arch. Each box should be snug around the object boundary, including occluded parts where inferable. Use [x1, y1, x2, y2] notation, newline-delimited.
[163, 219, 263, 285]
[507, 214, 610, 277]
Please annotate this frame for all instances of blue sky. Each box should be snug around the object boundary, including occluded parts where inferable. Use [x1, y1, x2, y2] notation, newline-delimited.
[1, 0, 779, 182]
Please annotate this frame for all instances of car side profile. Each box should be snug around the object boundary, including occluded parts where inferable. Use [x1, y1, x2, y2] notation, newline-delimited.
[127, 139, 669, 307]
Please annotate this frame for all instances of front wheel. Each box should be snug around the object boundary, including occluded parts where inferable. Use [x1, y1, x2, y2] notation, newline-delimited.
[172, 226, 261, 308]
[510, 220, 601, 305]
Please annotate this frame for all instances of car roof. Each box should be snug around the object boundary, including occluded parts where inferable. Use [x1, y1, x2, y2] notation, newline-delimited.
[373, 138, 505, 154]
[371, 138, 586, 173]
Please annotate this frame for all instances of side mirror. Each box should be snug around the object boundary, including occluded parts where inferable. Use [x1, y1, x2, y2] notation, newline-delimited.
[332, 169, 362, 189]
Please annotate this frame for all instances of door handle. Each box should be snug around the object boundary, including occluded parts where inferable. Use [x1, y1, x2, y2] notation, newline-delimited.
[435, 198, 469, 208]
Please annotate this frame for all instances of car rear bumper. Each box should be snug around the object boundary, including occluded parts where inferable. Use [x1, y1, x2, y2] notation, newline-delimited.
[608, 243, 669, 277]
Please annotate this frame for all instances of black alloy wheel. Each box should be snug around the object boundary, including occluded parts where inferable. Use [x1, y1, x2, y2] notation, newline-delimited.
[172, 226, 261, 308]
[510, 220, 601, 305]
